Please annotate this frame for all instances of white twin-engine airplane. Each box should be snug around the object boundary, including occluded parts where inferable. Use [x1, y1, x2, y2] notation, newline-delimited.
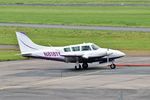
[16, 32, 125, 70]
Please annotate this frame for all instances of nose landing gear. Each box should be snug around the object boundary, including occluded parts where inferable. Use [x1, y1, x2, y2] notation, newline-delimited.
[110, 63, 116, 69]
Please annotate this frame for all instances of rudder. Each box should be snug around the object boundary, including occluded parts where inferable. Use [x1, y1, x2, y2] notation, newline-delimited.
[16, 32, 40, 54]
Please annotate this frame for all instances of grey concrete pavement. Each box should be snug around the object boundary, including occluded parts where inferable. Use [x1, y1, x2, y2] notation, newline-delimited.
[1, 88, 150, 100]
[1, 23, 150, 32]
[0, 45, 18, 50]
[0, 57, 150, 100]
[116, 56, 150, 64]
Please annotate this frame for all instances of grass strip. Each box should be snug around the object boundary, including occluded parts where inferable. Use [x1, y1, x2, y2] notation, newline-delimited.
[0, 0, 150, 4]
[0, 6, 150, 27]
[0, 26, 150, 50]
[0, 51, 26, 61]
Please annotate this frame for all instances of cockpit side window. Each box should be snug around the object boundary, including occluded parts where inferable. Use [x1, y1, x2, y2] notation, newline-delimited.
[64, 47, 71, 52]
[91, 44, 99, 50]
[72, 46, 80, 51]
[81, 45, 91, 51]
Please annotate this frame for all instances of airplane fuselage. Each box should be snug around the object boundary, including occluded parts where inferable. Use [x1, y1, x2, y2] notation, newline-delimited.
[23, 47, 125, 64]
[16, 32, 125, 70]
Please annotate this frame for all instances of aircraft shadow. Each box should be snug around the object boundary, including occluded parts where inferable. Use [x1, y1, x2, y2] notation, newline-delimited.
[65, 67, 110, 72]
[20, 66, 110, 72]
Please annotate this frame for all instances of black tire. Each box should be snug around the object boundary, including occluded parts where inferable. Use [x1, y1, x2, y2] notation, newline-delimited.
[75, 64, 82, 70]
[79, 64, 82, 69]
[82, 63, 88, 69]
[75, 66, 78, 70]
[110, 64, 116, 69]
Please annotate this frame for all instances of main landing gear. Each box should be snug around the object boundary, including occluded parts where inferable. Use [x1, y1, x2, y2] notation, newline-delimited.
[109, 63, 116, 69]
[75, 63, 88, 70]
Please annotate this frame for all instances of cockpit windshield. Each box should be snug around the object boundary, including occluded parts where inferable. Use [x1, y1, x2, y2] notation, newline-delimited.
[64, 43, 100, 52]
[81, 45, 91, 51]
[91, 44, 99, 50]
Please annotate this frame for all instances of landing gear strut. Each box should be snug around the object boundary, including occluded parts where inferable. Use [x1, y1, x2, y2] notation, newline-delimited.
[74, 63, 88, 70]
[74, 57, 89, 70]
[110, 63, 116, 69]
[74, 57, 81, 70]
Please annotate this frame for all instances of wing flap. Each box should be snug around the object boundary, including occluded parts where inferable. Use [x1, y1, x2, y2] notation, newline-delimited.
[60, 53, 83, 57]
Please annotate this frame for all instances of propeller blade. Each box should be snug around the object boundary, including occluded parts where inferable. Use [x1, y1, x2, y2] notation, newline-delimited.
[107, 48, 109, 63]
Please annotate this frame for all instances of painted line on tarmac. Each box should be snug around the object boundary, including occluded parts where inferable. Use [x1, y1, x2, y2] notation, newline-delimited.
[116, 64, 150, 67]
[32, 70, 102, 85]
[0, 23, 150, 32]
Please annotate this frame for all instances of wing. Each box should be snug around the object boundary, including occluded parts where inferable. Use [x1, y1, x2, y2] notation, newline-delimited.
[61, 50, 107, 59]
[60, 52, 83, 57]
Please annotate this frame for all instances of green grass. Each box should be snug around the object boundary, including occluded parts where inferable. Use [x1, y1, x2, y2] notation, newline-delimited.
[0, 0, 150, 4]
[0, 6, 150, 27]
[0, 26, 150, 61]
[0, 26, 150, 50]
[0, 51, 26, 61]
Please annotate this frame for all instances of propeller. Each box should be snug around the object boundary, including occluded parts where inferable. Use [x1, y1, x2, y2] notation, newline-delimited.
[107, 48, 109, 63]
[106, 48, 113, 64]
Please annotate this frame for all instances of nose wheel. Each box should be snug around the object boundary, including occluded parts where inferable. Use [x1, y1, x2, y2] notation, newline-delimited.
[110, 63, 116, 69]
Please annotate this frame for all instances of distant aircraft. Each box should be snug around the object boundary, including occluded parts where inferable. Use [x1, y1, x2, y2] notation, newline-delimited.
[16, 32, 125, 70]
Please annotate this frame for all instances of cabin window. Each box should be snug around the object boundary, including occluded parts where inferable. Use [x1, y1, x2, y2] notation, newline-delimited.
[72, 46, 80, 51]
[81, 45, 91, 51]
[64, 47, 71, 52]
[91, 44, 99, 50]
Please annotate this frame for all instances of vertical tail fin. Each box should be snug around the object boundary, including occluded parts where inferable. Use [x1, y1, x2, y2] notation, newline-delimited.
[16, 32, 41, 54]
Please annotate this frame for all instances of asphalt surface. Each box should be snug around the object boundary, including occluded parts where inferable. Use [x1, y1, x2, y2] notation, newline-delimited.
[0, 3, 150, 100]
[0, 56, 150, 100]
[1, 23, 150, 32]
[0, 45, 18, 50]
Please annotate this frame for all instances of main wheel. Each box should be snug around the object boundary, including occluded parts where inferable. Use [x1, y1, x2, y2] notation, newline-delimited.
[82, 63, 88, 69]
[75, 64, 82, 70]
[110, 64, 116, 69]
[79, 64, 82, 69]
[75, 66, 78, 70]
